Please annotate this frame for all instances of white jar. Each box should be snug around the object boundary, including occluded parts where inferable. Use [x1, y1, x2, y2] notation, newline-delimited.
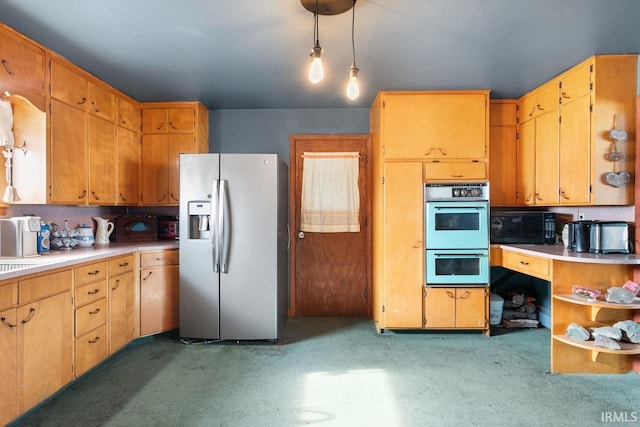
[77, 225, 94, 247]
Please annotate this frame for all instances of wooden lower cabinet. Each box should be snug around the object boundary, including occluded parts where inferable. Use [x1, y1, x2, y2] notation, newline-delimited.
[139, 250, 179, 336]
[0, 305, 18, 426]
[424, 286, 489, 334]
[109, 255, 136, 354]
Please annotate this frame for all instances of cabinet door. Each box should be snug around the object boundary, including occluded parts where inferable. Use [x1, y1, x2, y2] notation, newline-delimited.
[117, 97, 140, 131]
[489, 125, 517, 205]
[517, 120, 535, 205]
[0, 307, 18, 426]
[140, 265, 179, 336]
[435, 93, 486, 159]
[424, 288, 456, 327]
[559, 94, 591, 204]
[116, 126, 140, 205]
[534, 111, 560, 204]
[88, 115, 116, 204]
[168, 108, 195, 133]
[383, 95, 436, 159]
[109, 271, 135, 353]
[382, 162, 423, 328]
[18, 291, 73, 413]
[50, 59, 87, 107]
[141, 134, 168, 204]
[167, 133, 195, 204]
[88, 82, 116, 122]
[560, 63, 591, 104]
[49, 98, 88, 204]
[0, 29, 44, 96]
[141, 108, 167, 133]
[455, 288, 486, 328]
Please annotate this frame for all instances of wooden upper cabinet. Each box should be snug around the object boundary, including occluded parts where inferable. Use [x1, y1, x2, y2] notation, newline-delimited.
[379, 91, 488, 160]
[142, 108, 195, 133]
[519, 81, 558, 123]
[88, 82, 116, 122]
[117, 97, 140, 131]
[489, 100, 518, 205]
[559, 62, 591, 105]
[50, 58, 88, 109]
[0, 25, 45, 97]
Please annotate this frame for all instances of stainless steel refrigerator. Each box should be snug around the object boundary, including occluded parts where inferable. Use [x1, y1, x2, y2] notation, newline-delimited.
[179, 153, 288, 341]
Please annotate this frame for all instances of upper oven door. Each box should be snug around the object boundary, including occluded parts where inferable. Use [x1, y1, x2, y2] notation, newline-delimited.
[425, 201, 489, 249]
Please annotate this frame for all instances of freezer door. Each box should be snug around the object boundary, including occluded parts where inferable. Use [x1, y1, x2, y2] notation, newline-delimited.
[219, 154, 283, 340]
[179, 153, 221, 340]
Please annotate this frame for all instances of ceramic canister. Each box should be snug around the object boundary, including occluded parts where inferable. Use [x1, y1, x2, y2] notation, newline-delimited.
[77, 224, 94, 247]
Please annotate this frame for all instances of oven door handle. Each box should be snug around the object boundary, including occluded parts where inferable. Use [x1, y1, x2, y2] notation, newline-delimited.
[432, 206, 487, 210]
[433, 253, 487, 258]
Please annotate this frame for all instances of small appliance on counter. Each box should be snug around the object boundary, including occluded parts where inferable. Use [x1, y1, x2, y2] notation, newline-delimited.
[567, 220, 596, 252]
[490, 211, 556, 244]
[114, 215, 158, 241]
[589, 221, 631, 254]
[158, 216, 179, 240]
[0, 216, 41, 257]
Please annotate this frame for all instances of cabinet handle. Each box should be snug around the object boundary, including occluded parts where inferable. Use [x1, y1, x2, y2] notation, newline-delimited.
[158, 194, 167, 202]
[1, 317, 16, 328]
[535, 193, 543, 201]
[21, 308, 36, 324]
[91, 101, 100, 112]
[89, 308, 101, 315]
[88, 336, 101, 344]
[170, 193, 179, 202]
[156, 122, 164, 130]
[425, 148, 434, 156]
[457, 291, 470, 299]
[78, 190, 87, 199]
[77, 97, 87, 105]
[142, 271, 153, 281]
[1, 59, 15, 75]
[119, 114, 126, 125]
[528, 107, 536, 117]
[560, 190, 570, 200]
[112, 279, 120, 291]
[411, 240, 422, 249]
[168, 121, 178, 130]
[88, 288, 100, 295]
[561, 92, 570, 99]
[88, 270, 101, 276]
[536, 104, 544, 111]
[92, 191, 100, 200]
[438, 148, 447, 156]
[118, 262, 130, 267]
[119, 193, 127, 202]
[525, 194, 532, 202]
[519, 261, 530, 266]
[452, 174, 463, 178]
[446, 291, 455, 299]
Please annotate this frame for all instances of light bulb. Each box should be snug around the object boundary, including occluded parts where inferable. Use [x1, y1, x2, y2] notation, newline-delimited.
[346, 65, 359, 100]
[308, 44, 324, 84]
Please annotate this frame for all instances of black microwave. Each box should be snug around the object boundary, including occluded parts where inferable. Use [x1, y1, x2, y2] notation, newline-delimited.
[490, 211, 556, 244]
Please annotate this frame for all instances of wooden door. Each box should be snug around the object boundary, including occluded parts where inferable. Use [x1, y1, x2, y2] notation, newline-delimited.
[383, 94, 436, 159]
[167, 133, 195, 204]
[88, 115, 116, 204]
[424, 288, 456, 327]
[290, 134, 371, 317]
[559, 94, 591, 204]
[517, 119, 535, 205]
[140, 265, 179, 336]
[116, 126, 140, 205]
[109, 271, 135, 354]
[534, 110, 560, 204]
[141, 134, 168, 204]
[435, 93, 487, 159]
[0, 307, 18, 426]
[454, 288, 486, 328]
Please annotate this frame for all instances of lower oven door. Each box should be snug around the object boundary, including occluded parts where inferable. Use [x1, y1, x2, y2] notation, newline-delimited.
[425, 249, 489, 285]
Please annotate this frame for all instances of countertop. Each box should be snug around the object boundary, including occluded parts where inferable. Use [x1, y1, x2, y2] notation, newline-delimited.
[0, 240, 179, 280]
[493, 243, 640, 265]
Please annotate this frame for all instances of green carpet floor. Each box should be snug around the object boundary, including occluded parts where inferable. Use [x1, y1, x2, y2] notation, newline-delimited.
[12, 317, 639, 427]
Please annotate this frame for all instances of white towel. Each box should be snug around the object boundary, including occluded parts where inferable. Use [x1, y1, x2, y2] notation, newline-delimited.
[301, 152, 360, 233]
[0, 99, 15, 146]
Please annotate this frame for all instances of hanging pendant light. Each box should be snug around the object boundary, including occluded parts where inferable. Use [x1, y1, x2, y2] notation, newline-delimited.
[346, 0, 359, 100]
[308, 0, 324, 84]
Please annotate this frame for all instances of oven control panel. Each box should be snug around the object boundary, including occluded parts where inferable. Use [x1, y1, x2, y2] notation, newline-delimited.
[424, 182, 489, 201]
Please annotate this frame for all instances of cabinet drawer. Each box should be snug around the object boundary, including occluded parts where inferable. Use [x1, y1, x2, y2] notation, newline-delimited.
[502, 250, 551, 280]
[424, 161, 486, 181]
[74, 279, 108, 308]
[18, 269, 72, 304]
[75, 323, 108, 377]
[109, 254, 134, 276]
[75, 298, 107, 337]
[0, 282, 17, 310]
[75, 261, 108, 287]
[140, 250, 179, 268]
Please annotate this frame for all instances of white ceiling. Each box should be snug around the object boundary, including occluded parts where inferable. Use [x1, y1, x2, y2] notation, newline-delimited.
[1, 0, 640, 109]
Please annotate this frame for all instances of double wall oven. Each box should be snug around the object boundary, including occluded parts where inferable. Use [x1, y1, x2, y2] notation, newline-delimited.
[424, 183, 490, 286]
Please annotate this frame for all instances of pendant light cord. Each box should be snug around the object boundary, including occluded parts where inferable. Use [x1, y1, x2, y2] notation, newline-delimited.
[351, 0, 357, 67]
[313, 0, 319, 47]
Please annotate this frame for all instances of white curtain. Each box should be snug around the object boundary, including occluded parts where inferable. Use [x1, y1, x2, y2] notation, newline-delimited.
[301, 152, 360, 233]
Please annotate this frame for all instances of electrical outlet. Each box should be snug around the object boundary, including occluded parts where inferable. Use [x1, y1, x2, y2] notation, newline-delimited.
[578, 213, 585, 220]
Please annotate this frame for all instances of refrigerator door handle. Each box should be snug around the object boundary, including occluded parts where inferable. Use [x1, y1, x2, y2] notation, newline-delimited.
[220, 179, 230, 273]
[212, 179, 220, 273]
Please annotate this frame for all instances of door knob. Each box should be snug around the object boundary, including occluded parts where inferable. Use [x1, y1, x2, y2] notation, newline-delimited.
[297, 231, 305, 239]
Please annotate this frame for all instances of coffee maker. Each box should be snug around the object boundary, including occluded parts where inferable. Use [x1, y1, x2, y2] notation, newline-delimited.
[567, 220, 595, 253]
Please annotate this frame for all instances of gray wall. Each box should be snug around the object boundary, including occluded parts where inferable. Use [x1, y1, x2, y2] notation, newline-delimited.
[210, 109, 370, 163]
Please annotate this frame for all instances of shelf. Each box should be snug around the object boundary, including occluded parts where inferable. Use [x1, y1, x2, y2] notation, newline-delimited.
[553, 334, 640, 362]
[554, 294, 640, 321]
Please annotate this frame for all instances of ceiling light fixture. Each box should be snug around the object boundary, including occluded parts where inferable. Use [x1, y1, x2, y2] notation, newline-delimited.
[308, 0, 323, 84]
[346, 0, 359, 100]
[301, 0, 360, 98]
